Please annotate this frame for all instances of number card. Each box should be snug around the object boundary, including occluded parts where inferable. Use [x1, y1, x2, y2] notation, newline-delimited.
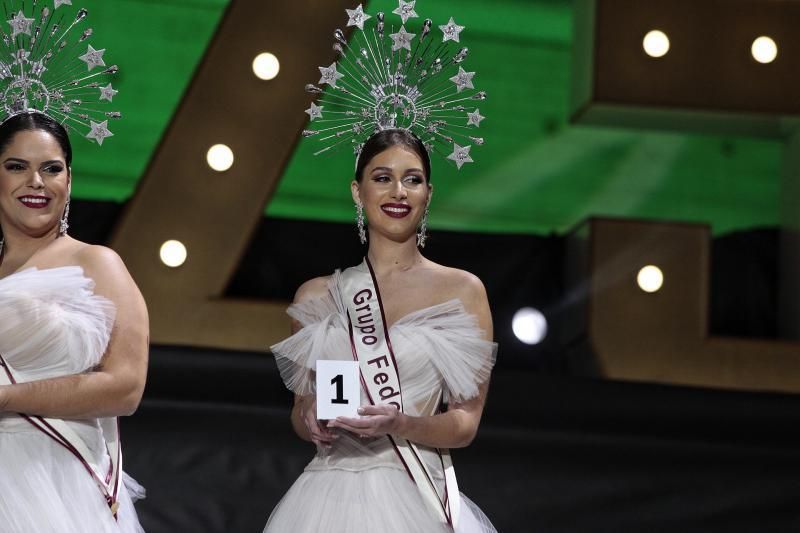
[316, 360, 360, 420]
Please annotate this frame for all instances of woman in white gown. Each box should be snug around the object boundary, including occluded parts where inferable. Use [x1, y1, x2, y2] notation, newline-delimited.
[0, 112, 148, 532]
[265, 129, 497, 533]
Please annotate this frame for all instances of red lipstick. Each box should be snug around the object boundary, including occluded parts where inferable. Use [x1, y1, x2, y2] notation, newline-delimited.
[18, 196, 51, 209]
[380, 203, 411, 218]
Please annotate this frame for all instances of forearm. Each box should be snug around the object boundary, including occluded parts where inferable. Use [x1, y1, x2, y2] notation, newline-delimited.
[0, 370, 144, 418]
[395, 408, 478, 449]
[291, 395, 313, 442]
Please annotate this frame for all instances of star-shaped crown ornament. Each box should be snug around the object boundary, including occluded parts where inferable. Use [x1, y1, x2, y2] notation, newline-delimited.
[303, 1, 486, 170]
[0, 0, 121, 145]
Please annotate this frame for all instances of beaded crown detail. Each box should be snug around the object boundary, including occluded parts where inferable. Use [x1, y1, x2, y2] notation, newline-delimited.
[303, 1, 486, 169]
[0, 0, 121, 145]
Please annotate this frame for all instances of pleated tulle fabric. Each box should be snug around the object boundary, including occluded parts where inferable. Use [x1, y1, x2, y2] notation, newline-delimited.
[0, 267, 145, 533]
[267, 269, 498, 533]
[272, 270, 498, 407]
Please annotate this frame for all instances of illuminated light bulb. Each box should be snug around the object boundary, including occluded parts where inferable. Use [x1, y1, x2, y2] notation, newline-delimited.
[207, 144, 234, 172]
[512, 307, 548, 345]
[253, 52, 280, 80]
[160, 240, 187, 268]
[637, 265, 664, 293]
[643, 30, 670, 58]
[751, 36, 777, 64]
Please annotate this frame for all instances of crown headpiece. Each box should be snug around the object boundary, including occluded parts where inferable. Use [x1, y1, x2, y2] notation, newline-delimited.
[303, 1, 486, 169]
[0, 0, 121, 145]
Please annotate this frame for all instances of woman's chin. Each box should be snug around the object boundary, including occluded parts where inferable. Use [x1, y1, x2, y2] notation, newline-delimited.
[377, 231, 418, 245]
[17, 220, 58, 237]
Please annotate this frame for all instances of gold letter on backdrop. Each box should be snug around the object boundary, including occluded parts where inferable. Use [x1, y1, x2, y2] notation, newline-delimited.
[111, 0, 354, 351]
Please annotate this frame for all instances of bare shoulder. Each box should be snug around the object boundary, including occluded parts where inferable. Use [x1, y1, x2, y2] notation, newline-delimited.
[424, 261, 492, 338]
[425, 262, 487, 305]
[73, 244, 141, 300]
[294, 275, 332, 304]
[74, 244, 128, 278]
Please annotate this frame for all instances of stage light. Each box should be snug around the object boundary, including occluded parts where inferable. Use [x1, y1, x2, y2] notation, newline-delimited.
[751, 36, 777, 64]
[643, 30, 670, 58]
[160, 240, 187, 268]
[253, 52, 280, 80]
[207, 144, 234, 172]
[512, 307, 548, 345]
[637, 265, 664, 293]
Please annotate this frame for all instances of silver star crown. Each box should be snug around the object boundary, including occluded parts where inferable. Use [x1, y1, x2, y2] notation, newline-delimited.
[302, 1, 486, 170]
[0, 1, 122, 145]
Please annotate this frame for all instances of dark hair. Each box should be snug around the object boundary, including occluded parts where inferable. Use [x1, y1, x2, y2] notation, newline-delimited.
[355, 129, 431, 183]
[0, 112, 73, 167]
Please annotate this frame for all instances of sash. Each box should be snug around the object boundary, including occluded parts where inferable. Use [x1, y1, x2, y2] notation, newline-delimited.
[0, 353, 123, 518]
[341, 258, 461, 529]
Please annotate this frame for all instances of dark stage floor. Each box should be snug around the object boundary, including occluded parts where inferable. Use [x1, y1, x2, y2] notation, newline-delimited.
[120, 347, 800, 533]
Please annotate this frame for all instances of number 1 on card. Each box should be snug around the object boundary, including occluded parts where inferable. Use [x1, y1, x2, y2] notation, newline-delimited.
[316, 360, 360, 419]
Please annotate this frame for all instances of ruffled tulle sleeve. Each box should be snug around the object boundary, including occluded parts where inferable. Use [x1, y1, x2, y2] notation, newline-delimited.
[269, 273, 351, 397]
[396, 300, 497, 404]
[0, 267, 116, 379]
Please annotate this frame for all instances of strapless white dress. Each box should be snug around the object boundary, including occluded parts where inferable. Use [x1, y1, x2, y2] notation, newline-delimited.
[0, 267, 145, 533]
[265, 268, 498, 533]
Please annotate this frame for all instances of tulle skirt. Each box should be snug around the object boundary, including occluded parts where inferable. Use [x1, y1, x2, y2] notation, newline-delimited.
[264, 466, 496, 533]
[0, 429, 145, 533]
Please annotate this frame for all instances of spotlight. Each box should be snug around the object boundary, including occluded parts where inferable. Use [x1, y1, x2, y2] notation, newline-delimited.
[160, 240, 187, 268]
[512, 307, 548, 345]
[207, 144, 234, 172]
[637, 265, 664, 293]
[253, 52, 280, 80]
[642, 30, 670, 58]
[751, 36, 777, 64]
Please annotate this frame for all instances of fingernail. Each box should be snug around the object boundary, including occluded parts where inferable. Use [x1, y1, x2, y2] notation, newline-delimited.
[357, 408, 365, 414]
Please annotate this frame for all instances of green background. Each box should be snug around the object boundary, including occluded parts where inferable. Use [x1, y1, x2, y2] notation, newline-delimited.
[66, 0, 781, 235]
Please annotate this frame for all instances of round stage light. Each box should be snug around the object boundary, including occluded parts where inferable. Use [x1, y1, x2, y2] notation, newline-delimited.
[637, 265, 664, 293]
[160, 240, 187, 268]
[253, 52, 280, 80]
[643, 30, 670, 58]
[512, 307, 548, 345]
[751, 36, 777, 64]
[207, 144, 234, 172]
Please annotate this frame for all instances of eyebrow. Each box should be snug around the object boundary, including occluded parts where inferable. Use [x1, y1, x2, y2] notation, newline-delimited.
[2, 158, 64, 165]
[370, 166, 424, 174]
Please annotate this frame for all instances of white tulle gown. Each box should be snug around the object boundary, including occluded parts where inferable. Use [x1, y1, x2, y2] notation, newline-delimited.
[0, 267, 145, 533]
[265, 268, 498, 533]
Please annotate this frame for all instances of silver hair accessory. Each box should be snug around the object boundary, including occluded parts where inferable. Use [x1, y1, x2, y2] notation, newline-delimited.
[356, 202, 367, 244]
[416, 204, 428, 248]
[0, 1, 121, 144]
[303, 2, 486, 169]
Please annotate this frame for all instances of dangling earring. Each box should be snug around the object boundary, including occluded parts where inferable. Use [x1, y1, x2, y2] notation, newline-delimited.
[355, 203, 367, 245]
[59, 197, 70, 237]
[0, 238, 4, 258]
[417, 205, 430, 248]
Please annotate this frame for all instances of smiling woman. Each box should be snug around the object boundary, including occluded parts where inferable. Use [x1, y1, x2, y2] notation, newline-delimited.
[0, 112, 149, 533]
[0, 115, 72, 250]
[263, 129, 498, 533]
[353, 130, 433, 247]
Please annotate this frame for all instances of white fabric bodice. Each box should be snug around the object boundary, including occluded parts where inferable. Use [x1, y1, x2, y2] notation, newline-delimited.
[270, 268, 497, 476]
[0, 266, 115, 380]
[0, 266, 116, 453]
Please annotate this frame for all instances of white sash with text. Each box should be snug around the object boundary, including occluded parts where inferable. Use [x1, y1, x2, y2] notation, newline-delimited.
[341, 259, 461, 528]
[0, 354, 123, 518]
